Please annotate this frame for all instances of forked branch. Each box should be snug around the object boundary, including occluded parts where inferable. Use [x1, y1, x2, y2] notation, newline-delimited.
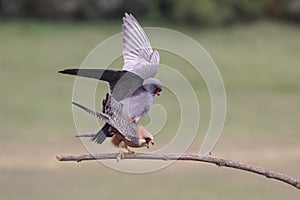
[56, 152, 300, 190]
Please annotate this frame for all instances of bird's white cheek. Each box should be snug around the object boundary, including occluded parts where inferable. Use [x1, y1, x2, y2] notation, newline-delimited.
[138, 138, 146, 146]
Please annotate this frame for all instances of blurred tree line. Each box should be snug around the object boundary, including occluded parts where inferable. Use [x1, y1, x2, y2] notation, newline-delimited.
[0, 0, 300, 25]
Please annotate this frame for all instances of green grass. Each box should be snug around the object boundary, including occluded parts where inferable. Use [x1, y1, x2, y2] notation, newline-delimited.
[0, 20, 300, 199]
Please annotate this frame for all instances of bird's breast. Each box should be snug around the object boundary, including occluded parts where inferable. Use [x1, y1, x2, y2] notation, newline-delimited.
[120, 92, 153, 121]
[111, 132, 141, 148]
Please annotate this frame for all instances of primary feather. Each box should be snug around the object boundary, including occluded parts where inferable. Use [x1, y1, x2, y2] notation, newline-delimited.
[122, 13, 160, 79]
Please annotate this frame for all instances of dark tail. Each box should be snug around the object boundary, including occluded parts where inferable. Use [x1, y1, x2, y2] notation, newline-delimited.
[72, 102, 113, 144]
[91, 123, 113, 144]
[74, 124, 112, 144]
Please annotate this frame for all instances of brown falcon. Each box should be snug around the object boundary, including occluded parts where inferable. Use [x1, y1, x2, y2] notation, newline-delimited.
[72, 94, 154, 160]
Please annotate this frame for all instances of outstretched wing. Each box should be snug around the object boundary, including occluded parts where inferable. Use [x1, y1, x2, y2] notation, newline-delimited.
[122, 13, 159, 79]
[59, 68, 144, 102]
[72, 102, 108, 121]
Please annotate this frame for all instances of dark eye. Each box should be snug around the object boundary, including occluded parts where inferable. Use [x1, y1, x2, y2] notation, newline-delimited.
[145, 137, 151, 143]
[155, 88, 161, 95]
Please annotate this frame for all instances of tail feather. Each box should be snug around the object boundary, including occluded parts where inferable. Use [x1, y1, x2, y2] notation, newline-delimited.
[72, 102, 113, 144]
[91, 123, 113, 144]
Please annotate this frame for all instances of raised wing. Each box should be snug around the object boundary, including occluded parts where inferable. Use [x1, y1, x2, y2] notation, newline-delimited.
[122, 13, 159, 79]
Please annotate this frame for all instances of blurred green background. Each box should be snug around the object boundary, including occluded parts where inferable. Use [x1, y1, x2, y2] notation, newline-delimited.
[1, 0, 300, 199]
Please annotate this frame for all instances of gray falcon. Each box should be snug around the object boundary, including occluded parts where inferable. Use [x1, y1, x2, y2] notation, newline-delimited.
[59, 13, 162, 144]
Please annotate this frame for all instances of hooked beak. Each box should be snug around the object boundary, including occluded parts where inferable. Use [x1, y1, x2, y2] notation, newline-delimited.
[146, 140, 154, 148]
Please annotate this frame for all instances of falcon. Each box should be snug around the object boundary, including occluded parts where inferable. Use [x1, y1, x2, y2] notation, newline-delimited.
[59, 13, 162, 144]
[59, 69, 162, 123]
[72, 95, 154, 160]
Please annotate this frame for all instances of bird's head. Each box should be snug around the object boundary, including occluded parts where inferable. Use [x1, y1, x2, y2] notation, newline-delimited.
[143, 78, 162, 96]
[139, 136, 154, 148]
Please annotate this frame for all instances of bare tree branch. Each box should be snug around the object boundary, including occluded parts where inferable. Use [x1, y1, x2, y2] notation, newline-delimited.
[56, 152, 300, 190]
[75, 134, 96, 138]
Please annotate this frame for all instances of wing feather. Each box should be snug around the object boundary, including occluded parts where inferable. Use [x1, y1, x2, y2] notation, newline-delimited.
[72, 101, 139, 145]
[122, 13, 159, 78]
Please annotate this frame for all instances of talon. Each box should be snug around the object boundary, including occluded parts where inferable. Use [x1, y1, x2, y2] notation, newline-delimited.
[117, 150, 125, 162]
